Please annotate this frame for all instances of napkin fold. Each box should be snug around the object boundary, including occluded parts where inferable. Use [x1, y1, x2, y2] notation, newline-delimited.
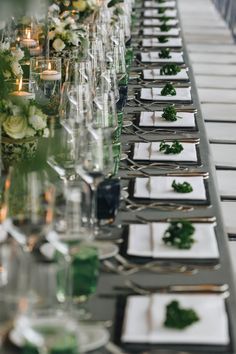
[143, 19, 178, 26]
[122, 294, 229, 345]
[133, 176, 206, 200]
[139, 111, 195, 127]
[143, 28, 180, 36]
[144, 9, 177, 18]
[142, 38, 182, 48]
[144, 1, 176, 8]
[133, 142, 197, 162]
[127, 223, 219, 259]
[140, 51, 183, 63]
[143, 68, 188, 81]
[140, 87, 191, 102]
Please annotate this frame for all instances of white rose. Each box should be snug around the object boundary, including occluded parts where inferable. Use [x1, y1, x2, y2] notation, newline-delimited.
[25, 126, 36, 137]
[11, 61, 23, 77]
[48, 31, 56, 40]
[70, 32, 79, 46]
[49, 4, 60, 13]
[12, 48, 24, 61]
[43, 128, 50, 138]
[3, 115, 28, 139]
[52, 38, 66, 52]
[0, 41, 10, 51]
[65, 17, 75, 26]
[29, 114, 47, 131]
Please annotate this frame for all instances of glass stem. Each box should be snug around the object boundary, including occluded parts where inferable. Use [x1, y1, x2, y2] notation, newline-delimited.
[90, 186, 98, 240]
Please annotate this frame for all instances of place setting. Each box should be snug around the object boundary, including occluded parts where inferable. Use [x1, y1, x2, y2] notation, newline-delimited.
[114, 291, 231, 352]
[120, 219, 220, 265]
[137, 50, 184, 65]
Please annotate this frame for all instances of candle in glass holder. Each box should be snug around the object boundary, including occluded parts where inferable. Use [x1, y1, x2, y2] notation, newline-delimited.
[10, 78, 35, 104]
[21, 29, 37, 48]
[40, 62, 61, 81]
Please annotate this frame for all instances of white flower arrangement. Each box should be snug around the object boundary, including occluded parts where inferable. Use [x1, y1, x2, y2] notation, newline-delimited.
[48, 13, 86, 52]
[0, 99, 49, 140]
[0, 43, 24, 100]
[0, 43, 24, 80]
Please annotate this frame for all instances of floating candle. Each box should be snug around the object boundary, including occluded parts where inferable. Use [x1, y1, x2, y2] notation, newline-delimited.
[20, 30, 37, 48]
[10, 78, 35, 104]
[40, 62, 61, 81]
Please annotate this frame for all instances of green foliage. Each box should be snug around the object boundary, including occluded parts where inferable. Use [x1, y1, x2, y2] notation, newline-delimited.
[159, 140, 183, 154]
[172, 180, 193, 193]
[164, 300, 200, 329]
[162, 220, 195, 249]
[161, 83, 176, 96]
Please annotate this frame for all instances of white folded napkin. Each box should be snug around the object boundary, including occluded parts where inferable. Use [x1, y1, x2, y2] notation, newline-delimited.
[140, 87, 192, 102]
[143, 68, 188, 81]
[142, 38, 182, 48]
[144, 9, 177, 18]
[140, 51, 183, 63]
[122, 294, 229, 345]
[143, 28, 180, 36]
[133, 142, 197, 162]
[143, 19, 178, 26]
[133, 176, 206, 200]
[127, 223, 219, 259]
[144, 1, 176, 8]
[139, 111, 195, 127]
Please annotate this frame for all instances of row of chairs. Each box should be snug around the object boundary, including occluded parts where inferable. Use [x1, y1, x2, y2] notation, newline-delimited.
[213, 0, 236, 38]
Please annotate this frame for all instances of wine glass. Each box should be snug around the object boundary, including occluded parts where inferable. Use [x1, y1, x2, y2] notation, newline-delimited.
[5, 169, 55, 253]
[75, 127, 114, 239]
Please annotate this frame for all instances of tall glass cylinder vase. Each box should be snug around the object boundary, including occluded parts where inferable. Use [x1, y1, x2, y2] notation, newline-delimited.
[30, 58, 62, 118]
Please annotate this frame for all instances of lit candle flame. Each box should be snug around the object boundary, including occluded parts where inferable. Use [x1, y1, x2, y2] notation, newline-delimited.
[48, 62, 52, 71]
[26, 29, 31, 39]
[18, 77, 23, 92]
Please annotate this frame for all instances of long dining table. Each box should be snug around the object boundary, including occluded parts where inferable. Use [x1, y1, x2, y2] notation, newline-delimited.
[3, 0, 236, 353]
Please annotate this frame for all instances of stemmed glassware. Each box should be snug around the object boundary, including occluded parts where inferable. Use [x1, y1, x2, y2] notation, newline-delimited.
[76, 127, 114, 239]
[4, 169, 55, 254]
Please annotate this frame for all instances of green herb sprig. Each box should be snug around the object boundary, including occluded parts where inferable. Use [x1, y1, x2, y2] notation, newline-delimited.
[159, 140, 183, 154]
[161, 83, 176, 96]
[160, 23, 171, 32]
[172, 180, 193, 193]
[160, 16, 171, 23]
[158, 36, 168, 43]
[158, 7, 166, 14]
[164, 300, 200, 329]
[160, 64, 181, 76]
[162, 220, 195, 249]
[158, 48, 171, 59]
[162, 105, 177, 121]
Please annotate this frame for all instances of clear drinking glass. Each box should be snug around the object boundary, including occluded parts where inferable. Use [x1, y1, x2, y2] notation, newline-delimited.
[15, 258, 80, 354]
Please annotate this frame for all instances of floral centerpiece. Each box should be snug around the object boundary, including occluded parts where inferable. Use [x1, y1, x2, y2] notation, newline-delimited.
[48, 8, 88, 54]
[0, 42, 24, 99]
[50, 0, 98, 23]
[1, 99, 49, 140]
[0, 99, 49, 166]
